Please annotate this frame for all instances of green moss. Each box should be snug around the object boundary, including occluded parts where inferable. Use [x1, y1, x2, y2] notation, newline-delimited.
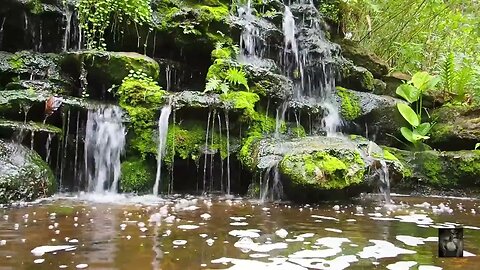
[291, 125, 307, 137]
[7, 54, 24, 71]
[382, 149, 399, 161]
[165, 121, 229, 167]
[280, 150, 365, 190]
[120, 159, 155, 193]
[221, 91, 260, 119]
[421, 152, 444, 186]
[117, 77, 166, 157]
[337, 87, 361, 121]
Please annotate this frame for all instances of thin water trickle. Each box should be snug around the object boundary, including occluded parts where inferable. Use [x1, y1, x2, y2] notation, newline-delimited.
[378, 160, 392, 203]
[203, 110, 212, 193]
[45, 133, 52, 163]
[225, 111, 231, 194]
[153, 101, 172, 196]
[260, 163, 283, 202]
[85, 105, 126, 193]
[275, 102, 288, 138]
[63, 10, 72, 51]
[0, 17, 6, 48]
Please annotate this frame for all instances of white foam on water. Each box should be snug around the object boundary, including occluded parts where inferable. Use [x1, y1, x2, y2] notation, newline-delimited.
[54, 193, 165, 205]
[250, 253, 270, 258]
[31, 245, 76, 256]
[288, 255, 358, 270]
[386, 261, 417, 270]
[234, 238, 288, 253]
[275, 229, 288, 238]
[358, 240, 416, 259]
[371, 217, 398, 221]
[178, 225, 199, 230]
[229, 230, 261, 238]
[289, 248, 342, 259]
[464, 250, 476, 257]
[211, 257, 307, 270]
[464, 225, 480, 230]
[325, 228, 342, 233]
[76, 264, 88, 269]
[297, 233, 315, 238]
[315, 237, 350, 249]
[34, 259, 45, 264]
[396, 235, 427, 246]
[311, 215, 339, 221]
[172, 240, 187, 246]
[230, 222, 249, 226]
[418, 266, 442, 270]
[230, 217, 247, 221]
[395, 214, 433, 225]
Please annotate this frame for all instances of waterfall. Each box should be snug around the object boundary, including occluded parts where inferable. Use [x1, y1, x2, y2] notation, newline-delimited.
[84, 105, 126, 193]
[260, 164, 283, 202]
[275, 102, 288, 138]
[153, 102, 172, 196]
[238, 0, 265, 62]
[0, 17, 6, 49]
[282, 2, 342, 135]
[377, 160, 392, 203]
[63, 10, 72, 51]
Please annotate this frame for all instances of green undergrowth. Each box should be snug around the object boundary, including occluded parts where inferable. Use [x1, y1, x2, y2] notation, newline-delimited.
[120, 158, 155, 193]
[116, 70, 166, 158]
[165, 121, 229, 167]
[336, 86, 361, 121]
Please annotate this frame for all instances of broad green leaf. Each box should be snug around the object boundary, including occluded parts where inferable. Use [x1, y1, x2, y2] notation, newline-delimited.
[411, 71, 432, 91]
[415, 122, 431, 136]
[400, 127, 416, 143]
[397, 103, 420, 127]
[425, 76, 441, 92]
[412, 129, 430, 141]
[396, 84, 420, 103]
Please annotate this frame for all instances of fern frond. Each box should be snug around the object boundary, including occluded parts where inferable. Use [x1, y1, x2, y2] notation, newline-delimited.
[225, 68, 249, 90]
[441, 52, 456, 94]
[205, 77, 221, 93]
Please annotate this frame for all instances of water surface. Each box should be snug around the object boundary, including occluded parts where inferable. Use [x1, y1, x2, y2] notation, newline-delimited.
[0, 194, 479, 269]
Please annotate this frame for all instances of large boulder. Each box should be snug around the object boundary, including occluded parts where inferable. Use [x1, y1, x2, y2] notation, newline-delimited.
[429, 102, 480, 150]
[338, 40, 389, 78]
[242, 135, 404, 201]
[61, 51, 160, 88]
[387, 147, 480, 195]
[338, 63, 375, 92]
[0, 139, 56, 204]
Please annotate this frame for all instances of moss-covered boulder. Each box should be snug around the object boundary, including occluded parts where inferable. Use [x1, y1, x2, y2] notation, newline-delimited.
[338, 63, 375, 92]
[120, 159, 155, 193]
[387, 147, 480, 194]
[243, 135, 403, 201]
[62, 51, 160, 87]
[429, 102, 480, 150]
[338, 40, 389, 78]
[0, 139, 55, 204]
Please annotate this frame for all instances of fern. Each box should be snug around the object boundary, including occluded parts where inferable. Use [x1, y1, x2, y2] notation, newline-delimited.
[225, 68, 249, 91]
[205, 77, 221, 93]
[441, 52, 456, 94]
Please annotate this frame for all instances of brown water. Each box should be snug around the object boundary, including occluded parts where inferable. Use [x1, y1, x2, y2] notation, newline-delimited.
[0, 194, 479, 270]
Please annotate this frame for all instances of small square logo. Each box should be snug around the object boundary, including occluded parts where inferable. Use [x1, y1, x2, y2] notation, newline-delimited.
[438, 227, 464, 257]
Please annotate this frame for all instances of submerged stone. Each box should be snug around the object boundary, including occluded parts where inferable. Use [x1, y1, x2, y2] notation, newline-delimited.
[0, 139, 55, 204]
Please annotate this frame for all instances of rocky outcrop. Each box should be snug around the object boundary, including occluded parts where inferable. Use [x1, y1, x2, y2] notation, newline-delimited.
[338, 40, 389, 78]
[242, 135, 405, 201]
[429, 102, 480, 150]
[387, 147, 480, 194]
[0, 139, 55, 204]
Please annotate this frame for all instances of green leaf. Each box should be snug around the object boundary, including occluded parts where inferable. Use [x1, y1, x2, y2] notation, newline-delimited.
[412, 129, 430, 141]
[225, 68, 249, 91]
[475, 143, 480, 150]
[205, 77, 221, 93]
[415, 122, 431, 136]
[219, 82, 229, 95]
[396, 84, 420, 103]
[411, 71, 432, 91]
[397, 103, 420, 127]
[400, 127, 416, 143]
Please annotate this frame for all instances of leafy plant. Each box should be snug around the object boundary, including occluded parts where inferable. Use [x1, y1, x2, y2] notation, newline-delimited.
[475, 143, 480, 150]
[204, 67, 249, 94]
[396, 71, 440, 147]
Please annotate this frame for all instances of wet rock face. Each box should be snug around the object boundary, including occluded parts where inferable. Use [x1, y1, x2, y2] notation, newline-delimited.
[244, 135, 403, 200]
[0, 139, 55, 204]
[429, 103, 480, 150]
[338, 40, 389, 79]
[387, 147, 480, 193]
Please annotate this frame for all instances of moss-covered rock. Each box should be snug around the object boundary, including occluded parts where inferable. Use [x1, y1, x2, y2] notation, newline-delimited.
[429, 102, 480, 150]
[62, 51, 160, 87]
[338, 63, 375, 92]
[117, 76, 166, 157]
[386, 147, 480, 193]
[280, 149, 365, 190]
[0, 139, 55, 204]
[120, 159, 155, 193]
[336, 87, 361, 121]
[0, 119, 62, 135]
[338, 40, 389, 78]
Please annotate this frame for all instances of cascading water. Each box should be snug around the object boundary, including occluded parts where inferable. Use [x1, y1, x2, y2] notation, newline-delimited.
[84, 105, 126, 193]
[377, 160, 392, 203]
[153, 101, 172, 196]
